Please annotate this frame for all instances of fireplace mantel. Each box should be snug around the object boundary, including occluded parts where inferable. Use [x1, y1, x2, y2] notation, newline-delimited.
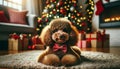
[99, 1, 120, 28]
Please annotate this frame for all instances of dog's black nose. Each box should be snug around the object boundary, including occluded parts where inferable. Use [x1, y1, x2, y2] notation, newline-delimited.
[60, 35, 65, 39]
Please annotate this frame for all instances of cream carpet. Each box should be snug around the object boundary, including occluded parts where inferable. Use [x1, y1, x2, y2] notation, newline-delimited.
[0, 50, 120, 69]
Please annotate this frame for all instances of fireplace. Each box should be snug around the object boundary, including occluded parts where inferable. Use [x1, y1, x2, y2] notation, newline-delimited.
[99, 1, 120, 28]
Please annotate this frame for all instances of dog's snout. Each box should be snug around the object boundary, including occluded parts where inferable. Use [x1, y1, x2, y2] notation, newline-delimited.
[52, 30, 69, 43]
[60, 35, 65, 39]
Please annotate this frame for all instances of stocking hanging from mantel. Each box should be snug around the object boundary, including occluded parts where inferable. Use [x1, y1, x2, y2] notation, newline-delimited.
[95, 0, 110, 15]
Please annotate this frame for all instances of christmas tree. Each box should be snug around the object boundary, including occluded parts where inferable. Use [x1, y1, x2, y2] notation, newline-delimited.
[36, 0, 94, 34]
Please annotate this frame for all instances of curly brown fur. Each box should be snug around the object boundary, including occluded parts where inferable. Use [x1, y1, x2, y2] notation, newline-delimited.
[38, 18, 81, 66]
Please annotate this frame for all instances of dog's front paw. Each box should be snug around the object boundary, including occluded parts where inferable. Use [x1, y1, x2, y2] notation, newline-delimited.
[42, 54, 60, 66]
[61, 54, 78, 66]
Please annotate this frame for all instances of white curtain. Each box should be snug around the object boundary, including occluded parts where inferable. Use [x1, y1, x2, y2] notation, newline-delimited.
[23, 0, 43, 16]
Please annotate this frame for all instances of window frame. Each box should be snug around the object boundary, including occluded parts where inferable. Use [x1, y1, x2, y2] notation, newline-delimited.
[0, 0, 23, 10]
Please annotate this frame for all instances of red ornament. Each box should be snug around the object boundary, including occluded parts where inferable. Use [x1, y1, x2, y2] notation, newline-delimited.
[38, 19, 42, 23]
[74, 4, 77, 7]
[82, 22, 86, 26]
[60, 8, 66, 15]
[45, 18, 48, 22]
[42, 15, 46, 18]
[57, 0, 63, 7]
[71, 15, 75, 19]
[52, 10, 56, 14]
[32, 45, 35, 50]
[77, 12, 81, 16]
[46, 1, 49, 5]
[59, 1, 63, 6]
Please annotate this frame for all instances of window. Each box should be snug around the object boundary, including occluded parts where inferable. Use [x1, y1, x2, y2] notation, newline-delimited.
[0, 0, 23, 10]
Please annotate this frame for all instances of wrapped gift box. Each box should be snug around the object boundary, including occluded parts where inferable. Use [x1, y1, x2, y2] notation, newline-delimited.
[86, 33, 109, 48]
[19, 38, 29, 50]
[102, 34, 110, 48]
[78, 33, 86, 40]
[8, 34, 29, 51]
[77, 40, 90, 48]
[8, 38, 22, 51]
[32, 35, 42, 45]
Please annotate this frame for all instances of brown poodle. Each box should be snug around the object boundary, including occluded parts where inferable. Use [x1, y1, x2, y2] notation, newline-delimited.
[38, 18, 81, 66]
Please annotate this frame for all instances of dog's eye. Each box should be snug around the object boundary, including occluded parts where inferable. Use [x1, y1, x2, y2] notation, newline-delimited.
[53, 29, 58, 33]
[63, 29, 69, 32]
[63, 29, 67, 32]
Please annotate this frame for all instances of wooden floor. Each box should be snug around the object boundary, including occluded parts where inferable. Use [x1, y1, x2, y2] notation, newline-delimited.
[0, 47, 120, 56]
[81, 47, 120, 55]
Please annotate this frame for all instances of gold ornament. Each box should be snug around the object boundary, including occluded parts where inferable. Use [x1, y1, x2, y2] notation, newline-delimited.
[83, 17, 86, 20]
[36, 28, 40, 31]
[77, 19, 81, 22]
[66, 8, 69, 10]
[46, 14, 49, 17]
[50, 12, 53, 14]
[57, 9, 59, 12]
[87, 28, 90, 30]
[80, 17, 83, 20]
[80, 24, 82, 27]
[75, 18, 77, 20]
[74, 10, 77, 13]
[87, 9, 89, 12]
[67, 5, 70, 7]
[47, 5, 50, 8]
[28, 34, 31, 37]
[68, 13, 71, 17]
[49, 15, 52, 17]
[38, 17, 41, 20]
[77, 23, 79, 25]
[73, 1, 76, 3]
[39, 25, 41, 27]
[64, 6, 67, 9]
[89, 11, 93, 14]
[80, 6, 83, 9]
[89, 16, 91, 18]
[69, 1, 71, 3]
[91, 7, 94, 10]
[64, 2, 67, 4]
[54, 16, 57, 18]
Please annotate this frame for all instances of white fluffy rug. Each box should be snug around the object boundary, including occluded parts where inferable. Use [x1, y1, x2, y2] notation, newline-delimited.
[0, 50, 120, 69]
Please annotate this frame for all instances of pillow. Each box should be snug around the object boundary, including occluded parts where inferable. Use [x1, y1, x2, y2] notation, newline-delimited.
[0, 11, 9, 22]
[8, 9, 28, 25]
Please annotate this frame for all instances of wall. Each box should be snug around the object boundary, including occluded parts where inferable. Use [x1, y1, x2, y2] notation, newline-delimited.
[92, 0, 120, 46]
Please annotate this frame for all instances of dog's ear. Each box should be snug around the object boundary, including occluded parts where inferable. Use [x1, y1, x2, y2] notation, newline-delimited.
[40, 26, 54, 46]
[67, 24, 79, 46]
